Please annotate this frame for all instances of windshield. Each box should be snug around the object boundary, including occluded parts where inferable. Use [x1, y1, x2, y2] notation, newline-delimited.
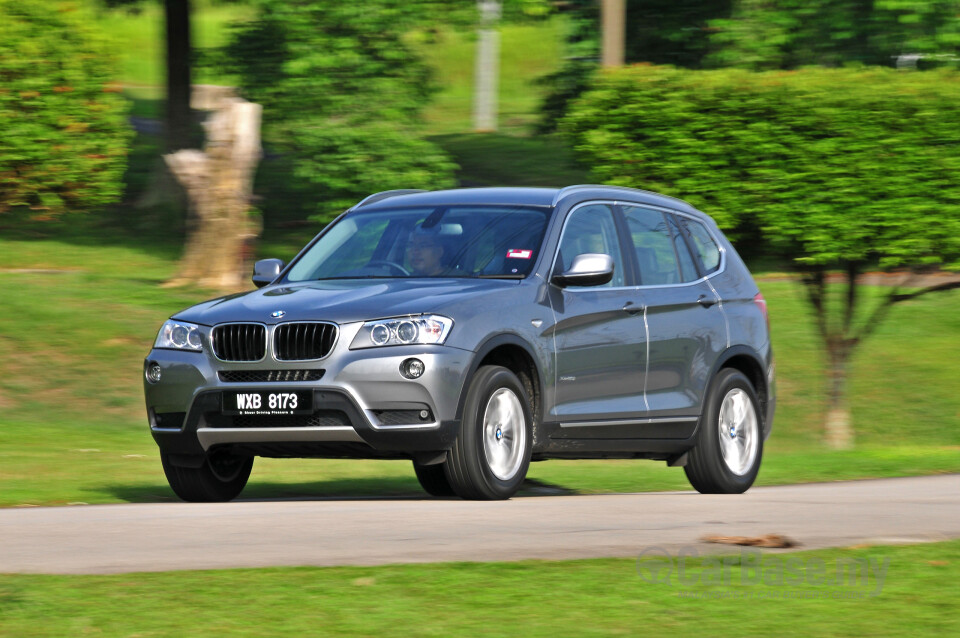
[286, 205, 551, 281]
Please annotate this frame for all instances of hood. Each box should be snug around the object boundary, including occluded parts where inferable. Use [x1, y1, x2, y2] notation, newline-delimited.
[172, 278, 522, 326]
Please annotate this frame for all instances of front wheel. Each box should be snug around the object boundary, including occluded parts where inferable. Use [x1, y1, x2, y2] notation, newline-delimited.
[161, 451, 254, 502]
[444, 365, 533, 500]
[684, 368, 763, 494]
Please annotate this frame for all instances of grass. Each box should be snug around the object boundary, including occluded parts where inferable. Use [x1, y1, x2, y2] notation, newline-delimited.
[0, 231, 957, 507]
[411, 19, 567, 135]
[1, 540, 958, 636]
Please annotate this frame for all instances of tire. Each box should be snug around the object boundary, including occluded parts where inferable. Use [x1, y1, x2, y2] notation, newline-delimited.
[161, 451, 254, 502]
[684, 368, 764, 494]
[412, 460, 456, 497]
[444, 365, 533, 500]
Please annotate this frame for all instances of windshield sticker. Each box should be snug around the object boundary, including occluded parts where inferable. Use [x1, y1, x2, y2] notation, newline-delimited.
[506, 249, 532, 259]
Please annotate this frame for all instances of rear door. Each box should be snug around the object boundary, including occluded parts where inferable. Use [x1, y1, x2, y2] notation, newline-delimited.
[622, 205, 727, 419]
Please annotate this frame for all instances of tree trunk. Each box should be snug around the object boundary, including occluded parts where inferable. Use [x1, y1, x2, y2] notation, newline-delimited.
[165, 0, 193, 152]
[824, 340, 854, 450]
[473, 1, 500, 132]
[164, 97, 263, 290]
[601, 0, 626, 67]
[135, 0, 193, 210]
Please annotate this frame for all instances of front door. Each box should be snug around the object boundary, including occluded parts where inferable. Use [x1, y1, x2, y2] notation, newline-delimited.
[548, 203, 647, 423]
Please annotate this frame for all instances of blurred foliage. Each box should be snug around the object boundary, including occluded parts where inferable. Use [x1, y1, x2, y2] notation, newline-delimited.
[0, 0, 132, 217]
[540, 0, 960, 130]
[561, 65, 960, 271]
[707, 0, 960, 69]
[214, 0, 470, 220]
[536, 0, 598, 132]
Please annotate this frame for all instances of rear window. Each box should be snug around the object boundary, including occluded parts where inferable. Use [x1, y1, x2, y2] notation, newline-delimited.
[679, 217, 722, 274]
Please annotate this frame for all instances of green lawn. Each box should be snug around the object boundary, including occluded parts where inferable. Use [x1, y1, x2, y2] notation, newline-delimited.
[0, 232, 957, 507]
[411, 20, 567, 135]
[95, 0, 255, 87]
[1, 540, 957, 636]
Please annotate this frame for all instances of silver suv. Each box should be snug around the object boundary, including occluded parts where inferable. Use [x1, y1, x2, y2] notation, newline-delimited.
[144, 185, 775, 501]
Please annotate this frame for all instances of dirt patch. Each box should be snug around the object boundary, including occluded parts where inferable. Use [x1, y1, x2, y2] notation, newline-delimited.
[702, 533, 799, 548]
[102, 337, 140, 347]
[0, 389, 17, 410]
[0, 268, 81, 274]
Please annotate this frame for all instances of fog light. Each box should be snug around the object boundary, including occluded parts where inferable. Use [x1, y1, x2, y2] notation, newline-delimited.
[400, 358, 425, 379]
[145, 362, 162, 384]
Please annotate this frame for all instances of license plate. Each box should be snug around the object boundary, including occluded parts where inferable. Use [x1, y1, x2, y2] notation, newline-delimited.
[222, 390, 314, 416]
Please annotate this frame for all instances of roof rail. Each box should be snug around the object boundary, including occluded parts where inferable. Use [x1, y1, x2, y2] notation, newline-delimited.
[350, 189, 427, 210]
[551, 184, 692, 209]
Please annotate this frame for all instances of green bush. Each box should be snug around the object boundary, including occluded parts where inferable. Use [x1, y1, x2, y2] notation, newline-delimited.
[0, 0, 132, 217]
[561, 65, 960, 269]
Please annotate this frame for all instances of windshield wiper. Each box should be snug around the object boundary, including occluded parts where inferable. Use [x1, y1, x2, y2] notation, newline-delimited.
[314, 276, 399, 280]
[476, 274, 525, 280]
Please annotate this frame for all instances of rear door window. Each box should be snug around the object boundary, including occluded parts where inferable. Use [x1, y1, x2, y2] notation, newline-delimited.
[622, 205, 685, 286]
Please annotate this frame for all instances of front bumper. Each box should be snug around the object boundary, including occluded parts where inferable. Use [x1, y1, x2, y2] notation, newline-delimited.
[144, 323, 472, 459]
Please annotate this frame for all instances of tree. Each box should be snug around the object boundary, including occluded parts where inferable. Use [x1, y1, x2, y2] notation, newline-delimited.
[163, 0, 193, 151]
[217, 0, 461, 219]
[0, 0, 132, 217]
[104, 0, 194, 151]
[539, 0, 733, 130]
[165, 93, 262, 289]
[561, 65, 960, 447]
[541, 1, 960, 130]
[706, 0, 960, 69]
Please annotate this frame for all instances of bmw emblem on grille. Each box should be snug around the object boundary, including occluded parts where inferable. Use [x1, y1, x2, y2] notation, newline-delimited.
[271, 310, 286, 318]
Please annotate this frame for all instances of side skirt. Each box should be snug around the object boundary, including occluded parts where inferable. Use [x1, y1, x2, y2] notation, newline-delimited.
[536, 417, 698, 457]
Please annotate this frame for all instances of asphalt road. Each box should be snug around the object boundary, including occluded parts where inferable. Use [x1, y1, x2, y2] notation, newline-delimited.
[1, 475, 957, 575]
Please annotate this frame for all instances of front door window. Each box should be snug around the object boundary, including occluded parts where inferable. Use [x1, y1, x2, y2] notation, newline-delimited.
[556, 204, 625, 288]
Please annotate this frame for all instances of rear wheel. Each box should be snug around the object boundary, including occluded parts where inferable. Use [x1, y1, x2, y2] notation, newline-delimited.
[444, 365, 533, 500]
[684, 368, 763, 494]
[161, 451, 253, 502]
[413, 460, 456, 497]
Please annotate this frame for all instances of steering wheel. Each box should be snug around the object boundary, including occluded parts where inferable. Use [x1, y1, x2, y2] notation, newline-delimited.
[366, 260, 410, 276]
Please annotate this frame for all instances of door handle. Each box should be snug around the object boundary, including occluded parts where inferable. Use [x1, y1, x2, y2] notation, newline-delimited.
[622, 302, 644, 316]
[697, 294, 717, 308]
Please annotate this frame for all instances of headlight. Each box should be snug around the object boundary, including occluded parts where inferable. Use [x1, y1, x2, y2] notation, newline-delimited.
[350, 315, 453, 349]
[154, 320, 204, 352]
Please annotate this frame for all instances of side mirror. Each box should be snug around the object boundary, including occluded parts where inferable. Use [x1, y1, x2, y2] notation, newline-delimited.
[252, 258, 284, 288]
[551, 253, 615, 288]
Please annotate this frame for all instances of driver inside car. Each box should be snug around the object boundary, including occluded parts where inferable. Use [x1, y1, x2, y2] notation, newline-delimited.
[406, 229, 447, 276]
